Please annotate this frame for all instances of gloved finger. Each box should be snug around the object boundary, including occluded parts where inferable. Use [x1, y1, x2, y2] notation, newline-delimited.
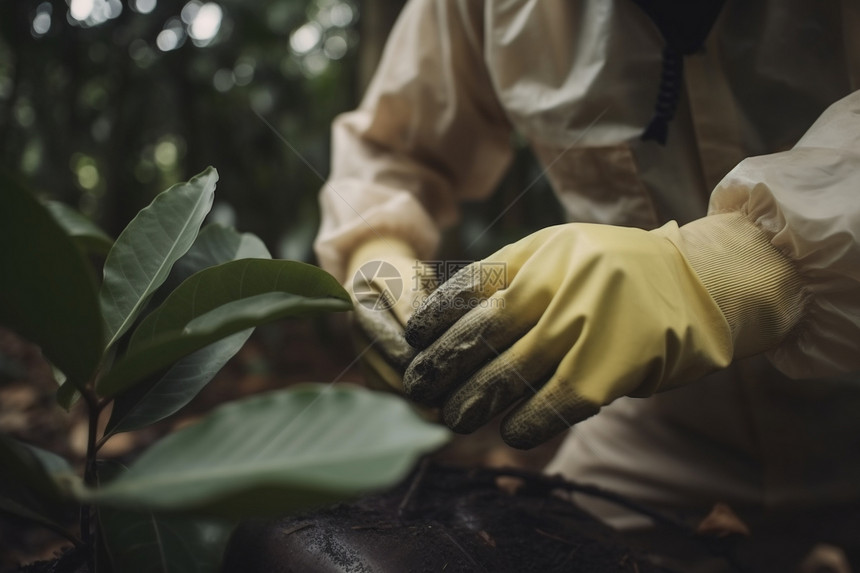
[438, 301, 591, 434]
[405, 261, 505, 349]
[403, 295, 528, 405]
[497, 320, 649, 449]
[353, 302, 416, 370]
[440, 345, 551, 434]
[500, 381, 600, 450]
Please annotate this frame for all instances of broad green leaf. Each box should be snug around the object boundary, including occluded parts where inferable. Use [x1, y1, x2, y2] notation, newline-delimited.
[0, 172, 102, 389]
[56, 380, 81, 411]
[97, 259, 350, 396]
[88, 385, 450, 515]
[27, 442, 75, 479]
[99, 507, 233, 573]
[168, 223, 271, 287]
[99, 167, 217, 352]
[0, 496, 73, 538]
[0, 436, 78, 523]
[97, 461, 232, 573]
[147, 223, 271, 311]
[105, 332, 251, 436]
[52, 366, 82, 411]
[98, 292, 349, 396]
[130, 259, 349, 347]
[0, 436, 76, 497]
[106, 226, 271, 435]
[43, 199, 114, 256]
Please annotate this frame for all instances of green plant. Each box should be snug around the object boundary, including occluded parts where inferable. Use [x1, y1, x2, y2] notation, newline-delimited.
[0, 167, 449, 572]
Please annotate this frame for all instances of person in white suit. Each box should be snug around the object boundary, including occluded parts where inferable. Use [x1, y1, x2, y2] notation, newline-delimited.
[315, 0, 860, 544]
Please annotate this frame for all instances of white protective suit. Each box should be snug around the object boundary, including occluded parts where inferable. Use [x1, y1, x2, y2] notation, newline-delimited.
[314, 0, 860, 523]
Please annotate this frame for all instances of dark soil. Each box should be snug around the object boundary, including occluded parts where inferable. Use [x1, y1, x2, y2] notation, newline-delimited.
[9, 318, 860, 573]
[223, 463, 690, 573]
[1, 316, 562, 572]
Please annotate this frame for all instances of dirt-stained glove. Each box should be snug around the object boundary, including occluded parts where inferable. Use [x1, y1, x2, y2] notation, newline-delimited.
[403, 213, 805, 449]
[347, 238, 437, 393]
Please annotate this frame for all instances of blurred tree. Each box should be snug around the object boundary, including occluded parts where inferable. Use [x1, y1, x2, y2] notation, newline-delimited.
[0, 0, 368, 259]
[356, 0, 399, 91]
[0, 0, 558, 265]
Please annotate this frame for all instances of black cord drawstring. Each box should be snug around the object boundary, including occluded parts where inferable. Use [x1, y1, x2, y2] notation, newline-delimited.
[631, 0, 726, 145]
[642, 45, 683, 145]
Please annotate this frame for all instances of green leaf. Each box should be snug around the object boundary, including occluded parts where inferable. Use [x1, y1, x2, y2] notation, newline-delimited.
[56, 380, 81, 411]
[98, 507, 233, 573]
[169, 223, 271, 286]
[98, 292, 349, 397]
[99, 167, 217, 352]
[51, 366, 82, 411]
[105, 332, 251, 435]
[43, 199, 114, 256]
[97, 259, 351, 396]
[0, 436, 76, 497]
[147, 223, 271, 311]
[106, 225, 271, 435]
[132, 259, 349, 345]
[0, 436, 78, 523]
[0, 496, 73, 537]
[0, 172, 102, 389]
[87, 385, 450, 516]
[97, 462, 232, 573]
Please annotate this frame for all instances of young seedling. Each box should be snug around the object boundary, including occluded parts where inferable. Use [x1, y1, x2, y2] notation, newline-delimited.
[0, 168, 449, 572]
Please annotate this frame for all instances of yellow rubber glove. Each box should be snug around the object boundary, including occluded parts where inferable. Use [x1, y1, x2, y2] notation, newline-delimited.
[403, 213, 805, 449]
[347, 238, 437, 393]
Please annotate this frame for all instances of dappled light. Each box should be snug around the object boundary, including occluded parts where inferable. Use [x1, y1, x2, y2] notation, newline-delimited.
[187, 2, 223, 46]
[1, 0, 362, 252]
[31, 3, 52, 37]
[2, 0, 550, 269]
[69, 0, 123, 27]
[69, 0, 95, 21]
[290, 21, 322, 54]
[289, 0, 357, 77]
[131, 0, 157, 15]
[155, 17, 185, 51]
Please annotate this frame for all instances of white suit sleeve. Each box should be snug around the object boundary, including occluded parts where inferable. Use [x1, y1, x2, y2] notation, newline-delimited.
[708, 89, 860, 378]
[314, 0, 514, 283]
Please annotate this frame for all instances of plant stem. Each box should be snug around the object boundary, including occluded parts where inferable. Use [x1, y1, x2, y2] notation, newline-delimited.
[81, 388, 102, 573]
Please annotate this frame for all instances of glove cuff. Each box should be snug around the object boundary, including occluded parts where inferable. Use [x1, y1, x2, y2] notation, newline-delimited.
[347, 237, 436, 327]
[346, 237, 418, 283]
[677, 212, 806, 358]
